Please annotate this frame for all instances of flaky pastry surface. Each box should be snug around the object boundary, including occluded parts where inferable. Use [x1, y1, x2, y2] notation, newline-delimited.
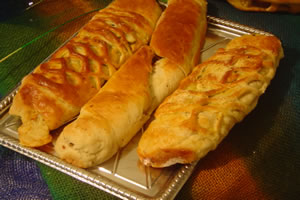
[138, 35, 284, 168]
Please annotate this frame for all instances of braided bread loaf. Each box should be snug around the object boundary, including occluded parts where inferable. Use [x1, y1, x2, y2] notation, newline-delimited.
[137, 35, 284, 168]
[9, 0, 162, 147]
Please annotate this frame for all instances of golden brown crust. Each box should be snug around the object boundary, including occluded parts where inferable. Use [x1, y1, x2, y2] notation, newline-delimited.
[227, 0, 300, 13]
[108, 0, 162, 29]
[55, 46, 155, 168]
[9, 0, 162, 147]
[137, 35, 284, 168]
[54, 0, 207, 168]
[150, 0, 207, 75]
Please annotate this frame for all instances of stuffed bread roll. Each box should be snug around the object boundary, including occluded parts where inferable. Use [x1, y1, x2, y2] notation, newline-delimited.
[9, 0, 162, 147]
[54, 0, 207, 168]
[137, 35, 284, 168]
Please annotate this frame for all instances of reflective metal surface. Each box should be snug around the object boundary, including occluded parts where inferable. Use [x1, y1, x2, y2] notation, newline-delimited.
[0, 16, 272, 200]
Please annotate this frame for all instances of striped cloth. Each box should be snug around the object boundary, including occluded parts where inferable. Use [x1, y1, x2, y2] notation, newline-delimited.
[0, 0, 299, 199]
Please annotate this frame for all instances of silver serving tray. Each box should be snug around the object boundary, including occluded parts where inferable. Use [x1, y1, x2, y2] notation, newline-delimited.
[0, 16, 272, 200]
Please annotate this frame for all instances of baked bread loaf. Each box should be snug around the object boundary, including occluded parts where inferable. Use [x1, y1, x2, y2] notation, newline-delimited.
[55, 46, 154, 168]
[9, 0, 162, 147]
[149, 0, 207, 109]
[54, 0, 207, 168]
[137, 35, 284, 168]
[227, 0, 300, 13]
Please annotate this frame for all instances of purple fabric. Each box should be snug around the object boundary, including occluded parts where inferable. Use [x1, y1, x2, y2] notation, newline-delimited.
[0, 147, 52, 200]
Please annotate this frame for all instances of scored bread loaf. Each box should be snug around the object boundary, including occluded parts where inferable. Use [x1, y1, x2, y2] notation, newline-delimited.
[9, 0, 162, 147]
[137, 35, 284, 168]
[54, 0, 207, 168]
[55, 46, 154, 168]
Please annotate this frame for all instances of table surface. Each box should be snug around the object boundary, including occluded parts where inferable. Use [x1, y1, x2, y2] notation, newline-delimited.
[0, 0, 300, 199]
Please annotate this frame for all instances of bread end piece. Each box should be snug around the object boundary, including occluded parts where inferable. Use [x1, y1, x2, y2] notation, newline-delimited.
[54, 116, 118, 168]
[9, 76, 79, 147]
[17, 116, 52, 147]
[55, 46, 155, 168]
[137, 121, 213, 168]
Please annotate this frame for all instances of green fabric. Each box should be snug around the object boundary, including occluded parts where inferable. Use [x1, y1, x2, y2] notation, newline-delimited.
[176, 1, 300, 200]
[38, 163, 118, 200]
[1, 0, 300, 199]
[0, 0, 111, 97]
[0, 1, 117, 199]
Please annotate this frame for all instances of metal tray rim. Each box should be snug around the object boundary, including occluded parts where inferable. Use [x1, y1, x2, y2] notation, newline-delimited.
[0, 15, 273, 200]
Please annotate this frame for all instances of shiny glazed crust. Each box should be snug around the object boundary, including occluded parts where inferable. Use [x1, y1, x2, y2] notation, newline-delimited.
[150, 0, 207, 75]
[137, 35, 284, 168]
[9, 0, 162, 147]
[54, 0, 207, 168]
[55, 46, 154, 168]
[149, 0, 207, 109]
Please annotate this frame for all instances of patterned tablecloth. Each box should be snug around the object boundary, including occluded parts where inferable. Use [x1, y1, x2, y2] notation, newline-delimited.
[0, 0, 299, 199]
